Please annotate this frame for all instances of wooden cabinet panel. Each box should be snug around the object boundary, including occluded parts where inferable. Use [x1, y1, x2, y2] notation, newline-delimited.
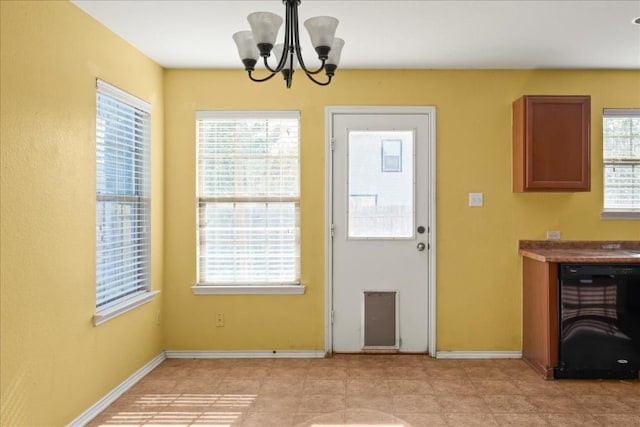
[522, 257, 558, 379]
[513, 95, 590, 192]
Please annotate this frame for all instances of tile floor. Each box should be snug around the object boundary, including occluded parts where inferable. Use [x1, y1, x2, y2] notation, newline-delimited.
[88, 355, 640, 426]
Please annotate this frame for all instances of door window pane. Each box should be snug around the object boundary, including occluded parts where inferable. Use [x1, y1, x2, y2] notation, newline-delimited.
[348, 130, 414, 238]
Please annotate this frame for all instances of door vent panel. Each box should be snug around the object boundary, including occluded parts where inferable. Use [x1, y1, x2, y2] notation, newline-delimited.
[363, 291, 397, 348]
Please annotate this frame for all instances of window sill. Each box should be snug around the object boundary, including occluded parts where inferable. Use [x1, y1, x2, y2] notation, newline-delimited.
[601, 211, 640, 220]
[192, 284, 306, 295]
[93, 290, 160, 326]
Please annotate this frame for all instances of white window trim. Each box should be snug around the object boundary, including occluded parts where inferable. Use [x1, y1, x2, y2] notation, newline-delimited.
[600, 210, 640, 220]
[602, 108, 639, 219]
[93, 290, 159, 326]
[195, 110, 301, 290]
[191, 284, 305, 295]
[95, 79, 152, 316]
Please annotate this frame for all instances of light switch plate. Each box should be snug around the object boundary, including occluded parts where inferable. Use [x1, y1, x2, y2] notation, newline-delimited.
[547, 230, 561, 240]
[469, 192, 484, 207]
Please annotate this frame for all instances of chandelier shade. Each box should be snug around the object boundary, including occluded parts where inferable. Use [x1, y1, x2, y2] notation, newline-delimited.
[232, 0, 344, 88]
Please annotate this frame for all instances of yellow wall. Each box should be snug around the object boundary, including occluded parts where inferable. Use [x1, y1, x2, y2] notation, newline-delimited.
[163, 69, 640, 352]
[0, 1, 164, 425]
[2, 0, 640, 424]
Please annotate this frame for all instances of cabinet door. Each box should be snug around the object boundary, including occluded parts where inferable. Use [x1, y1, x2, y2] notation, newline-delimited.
[513, 95, 590, 192]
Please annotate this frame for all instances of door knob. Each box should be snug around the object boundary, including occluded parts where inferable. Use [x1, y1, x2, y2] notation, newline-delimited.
[417, 242, 426, 251]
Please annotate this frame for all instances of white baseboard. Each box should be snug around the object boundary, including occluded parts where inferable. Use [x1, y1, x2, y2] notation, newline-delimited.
[165, 350, 326, 359]
[436, 351, 522, 359]
[67, 352, 166, 427]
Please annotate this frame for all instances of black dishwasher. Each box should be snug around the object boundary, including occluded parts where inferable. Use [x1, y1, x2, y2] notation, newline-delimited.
[555, 263, 640, 379]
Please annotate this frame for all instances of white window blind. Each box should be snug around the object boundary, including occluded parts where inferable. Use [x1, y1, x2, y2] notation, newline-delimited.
[96, 80, 151, 309]
[603, 109, 640, 212]
[196, 111, 300, 285]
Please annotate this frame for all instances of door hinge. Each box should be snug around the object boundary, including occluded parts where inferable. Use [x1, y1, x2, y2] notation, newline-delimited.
[331, 310, 335, 324]
[330, 224, 335, 237]
[330, 138, 336, 151]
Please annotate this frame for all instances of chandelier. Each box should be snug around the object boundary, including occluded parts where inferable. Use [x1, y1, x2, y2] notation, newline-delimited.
[232, 0, 345, 88]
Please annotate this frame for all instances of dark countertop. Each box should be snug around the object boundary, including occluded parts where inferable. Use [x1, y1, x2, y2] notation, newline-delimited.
[519, 240, 640, 263]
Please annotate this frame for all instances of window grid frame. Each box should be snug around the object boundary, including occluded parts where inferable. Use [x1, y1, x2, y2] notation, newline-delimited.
[196, 111, 301, 287]
[602, 109, 640, 215]
[95, 80, 152, 311]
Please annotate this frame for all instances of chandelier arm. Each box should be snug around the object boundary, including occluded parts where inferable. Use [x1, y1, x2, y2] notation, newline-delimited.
[247, 70, 278, 82]
[304, 72, 332, 86]
[272, 0, 294, 73]
[290, 1, 323, 76]
[263, 56, 279, 73]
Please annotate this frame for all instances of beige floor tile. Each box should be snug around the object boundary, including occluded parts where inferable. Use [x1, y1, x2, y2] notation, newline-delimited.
[127, 378, 178, 394]
[271, 358, 311, 368]
[387, 365, 428, 379]
[554, 379, 608, 395]
[267, 367, 309, 378]
[392, 394, 441, 413]
[346, 378, 390, 396]
[247, 395, 300, 413]
[424, 366, 469, 380]
[150, 365, 194, 380]
[216, 379, 262, 394]
[483, 395, 539, 414]
[444, 412, 499, 426]
[87, 357, 640, 426]
[543, 413, 602, 426]
[590, 413, 640, 426]
[430, 378, 477, 395]
[345, 408, 411, 424]
[513, 379, 565, 396]
[239, 411, 294, 427]
[166, 393, 220, 408]
[225, 366, 270, 379]
[302, 378, 346, 395]
[392, 354, 431, 367]
[347, 366, 388, 378]
[184, 366, 228, 380]
[298, 394, 346, 413]
[574, 394, 637, 414]
[388, 379, 434, 395]
[525, 395, 585, 413]
[306, 366, 347, 378]
[465, 366, 513, 380]
[493, 413, 549, 426]
[437, 395, 492, 413]
[346, 394, 394, 412]
[472, 379, 520, 394]
[174, 378, 221, 393]
[292, 411, 346, 425]
[259, 377, 304, 395]
[394, 412, 448, 426]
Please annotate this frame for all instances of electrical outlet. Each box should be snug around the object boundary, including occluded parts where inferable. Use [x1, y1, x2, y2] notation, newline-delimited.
[469, 192, 484, 207]
[547, 230, 561, 240]
[216, 312, 224, 327]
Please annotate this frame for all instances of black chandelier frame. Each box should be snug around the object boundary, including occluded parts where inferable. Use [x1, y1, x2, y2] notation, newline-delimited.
[240, 0, 337, 88]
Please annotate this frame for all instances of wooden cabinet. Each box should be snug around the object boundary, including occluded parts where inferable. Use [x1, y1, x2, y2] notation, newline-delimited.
[522, 257, 559, 379]
[513, 95, 590, 192]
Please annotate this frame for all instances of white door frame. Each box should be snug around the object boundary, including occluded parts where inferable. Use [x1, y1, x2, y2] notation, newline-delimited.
[324, 106, 437, 356]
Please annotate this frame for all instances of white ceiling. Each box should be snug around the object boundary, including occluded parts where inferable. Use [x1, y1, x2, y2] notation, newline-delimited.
[72, 0, 640, 70]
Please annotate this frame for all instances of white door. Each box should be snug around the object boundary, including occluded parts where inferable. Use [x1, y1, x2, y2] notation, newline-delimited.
[329, 108, 434, 353]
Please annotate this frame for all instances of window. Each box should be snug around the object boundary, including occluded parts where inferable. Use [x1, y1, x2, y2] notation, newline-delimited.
[381, 139, 402, 172]
[602, 109, 640, 218]
[95, 80, 153, 322]
[196, 111, 300, 290]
